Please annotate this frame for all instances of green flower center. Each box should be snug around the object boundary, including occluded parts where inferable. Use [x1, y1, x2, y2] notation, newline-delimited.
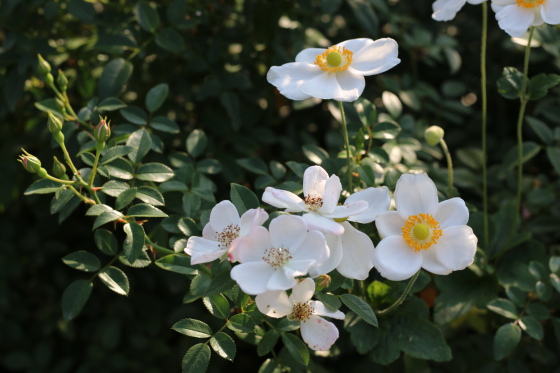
[326, 51, 342, 67]
[413, 223, 430, 241]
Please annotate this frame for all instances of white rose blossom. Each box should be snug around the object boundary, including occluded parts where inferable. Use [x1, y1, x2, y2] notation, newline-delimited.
[184, 200, 268, 265]
[432, 0, 487, 21]
[492, 0, 560, 37]
[267, 38, 400, 102]
[256, 278, 345, 351]
[373, 173, 478, 281]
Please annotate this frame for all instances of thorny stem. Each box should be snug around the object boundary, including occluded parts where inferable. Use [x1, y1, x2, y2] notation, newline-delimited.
[338, 101, 353, 193]
[376, 270, 420, 316]
[145, 236, 175, 255]
[481, 1, 489, 251]
[439, 138, 453, 198]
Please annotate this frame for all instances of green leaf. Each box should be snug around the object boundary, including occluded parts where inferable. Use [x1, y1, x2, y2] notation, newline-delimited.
[136, 186, 164, 206]
[550, 256, 560, 273]
[519, 316, 544, 340]
[257, 330, 279, 356]
[536, 281, 552, 302]
[123, 222, 145, 263]
[127, 203, 168, 218]
[487, 298, 519, 319]
[227, 314, 256, 334]
[203, 294, 230, 319]
[314, 292, 342, 312]
[145, 83, 169, 113]
[497, 66, 523, 100]
[150, 116, 180, 134]
[345, 315, 379, 354]
[101, 145, 135, 165]
[340, 293, 378, 327]
[204, 271, 237, 297]
[230, 183, 260, 215]
[550, 273, 560, 293]
[93, 210, 124, 230]
[119, 249, 151, 268]
[155, 28, 185, 53]
[281, 333, 309, 366]
[210, 332, 236, 361]
[97, 97, 127, 112]
[135, 162, 174, 182]
[502, 141, 541, 170]
[134, 1, 160, 33]
[98, 266, 129, 296]
[186, 129, 207, 158]
[221, 92, 241, 130]
[62, 280, 92, 321]
[155, 254, 198, 275]
[183, 193, 201, 218]
[105, 158, 134, 180]
[269, 161, 286, 180]
[178, 217, 200, 236]
[237, 158, 269, 176]
[526, 116, 553, 145]
[546, 147, 560, 174]
[101, 180, 130, 197]
[527, 73, 560, 100]
[116, 187, 137, 210]
[381, 91, 402, 118]
[50, 189, 74, 214]
[493, 323, 521, 361]
[126, 128, 152, 163]
[172, 318, 213, 338]
[346, 0, 378, 37]
[62, 251, 101, 272]
[182, 344, 210, 373]
[35, 98, 64, 118]
[121, 106, 148, 125]
[24, 179, 61, 195]
[196, 159, 222, 174]
[94, 229, 119, 255]
[302, 145, 329, 165]
[527, 302, 549, 320]
[505, 286, 526, 308]
[98, 58, 133, 100]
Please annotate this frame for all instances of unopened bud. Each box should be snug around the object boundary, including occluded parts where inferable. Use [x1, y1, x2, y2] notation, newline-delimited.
[18, 149, 42, 173]
[316, 274, 331, 290]
[94, 116, 111, 143]
[37, 54, 51, 76]
[424, 125, 445, 146]
[47, 111, 63, 134]
[52, 156, 67, 178]
[57, 70, 68, 91]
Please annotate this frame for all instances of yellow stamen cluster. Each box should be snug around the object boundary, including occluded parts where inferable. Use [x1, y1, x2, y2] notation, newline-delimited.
[288, 301, 314, 321]
[217, 224, 240, 249]
[516, 0, 544, 8]
[314, 46, 353, 74]
[402, 213, 442, 252]
[262, 247, 292, 268]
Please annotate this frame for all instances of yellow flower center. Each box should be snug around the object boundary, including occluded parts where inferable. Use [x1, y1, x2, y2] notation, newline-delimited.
[288, 301, 314, 322]
[314, 46, 353, 74]
[402, 213, 442, 252]
[516, 0, 544, 8]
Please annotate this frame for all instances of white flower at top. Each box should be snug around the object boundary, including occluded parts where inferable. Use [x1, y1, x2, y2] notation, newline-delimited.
[230, 215, 329, 295]
[432, 0, 487, 21]
[267, 38, 400, 102]
[373, 173, 478, 281]
[184, 200, 268, 265]
[256, 278, 345, 351]
[492, 0, 560, 37]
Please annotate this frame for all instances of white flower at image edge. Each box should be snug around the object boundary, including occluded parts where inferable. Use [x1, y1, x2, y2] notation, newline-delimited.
[492, 0, 560, 37]
[432, 0, 487, 21]
[256, 278, 345, 351]
[267, 38, 400, 102]
[373, 173, 478, 281]
[184, 200, 268, 265]
[230, 215, 329, 295]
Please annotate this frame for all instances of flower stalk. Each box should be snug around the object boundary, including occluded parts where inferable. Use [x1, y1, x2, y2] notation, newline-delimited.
[338, 101, 353, 193]
[376, 270, 420, 316]
[481, 1, 489, 250]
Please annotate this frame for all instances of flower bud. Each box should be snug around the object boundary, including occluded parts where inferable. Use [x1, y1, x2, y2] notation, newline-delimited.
[52, 156, 67, 178]
[18, 149, 42, 173]
[424, 125, 445, 146]
[57, 70, 68, 91]
[315, 274, 331, 290]
[47, 111, 63, 134]
[94, 116, 111, 143]
[37, 54, 51, 76]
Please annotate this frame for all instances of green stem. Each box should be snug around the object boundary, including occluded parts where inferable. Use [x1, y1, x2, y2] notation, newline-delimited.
[376, 270, 420, 316]
[439, 139, 453, 198]
[43, 173, 76, 185]
[89, 255, 119, 281]
[481, 2, 489, 251]
[68, 185, 95, 204]
[145, 236, 175, 255]
[338, 101, 353, 192]
[89, 146, 102, 188]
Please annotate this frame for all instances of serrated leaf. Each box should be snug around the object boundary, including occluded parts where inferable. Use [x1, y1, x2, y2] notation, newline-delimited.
[123, 222, 145, 263]
[228, 314, 256, 334]
[314, 292, 342, 312]
[494, 323, 521, 360]
[119, 249, 151, 268]
[62, 251, 100, 272]
[230, 183, 260, 215]
[50, 189, 74, 215]
[281, 333, 309, 366]
[340, 293, 378, 327]
[487, 298, 519, 319]
[257, 330, 278, 356]
[101, 180, 130, 197]
[86, 204, 114, 216]
[145, 83, 169, 113]
[94, 229, 119, 255]
[62, 280, 92, 321]
[24, 179, 62, 195]
[93, 210, 124, 230]
[210, 332, 236, 361]
[98, 266, 129, 296]
[155, 254, 198, 275]
[105, 158, 134, 180]
[519, 316, 544, 340]
[126, 129, 152, 163]
[186, 129, 207, 158]
[127, 203, 168, 218]
[182, 344, 210, 373]
[98, 58, 133, 100]
[136, 186, 164, 206]
[135, 162, 174, 182]
[203, 294, 230, 319]
[204, 271, 237, 297]
[101, 145, 135, 164]
[172, 318, 213, 338]
[116, 187, 138, 210]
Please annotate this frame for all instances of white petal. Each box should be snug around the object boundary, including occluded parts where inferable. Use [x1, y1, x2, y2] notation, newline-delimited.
[301, 72, 344, 101]
[290, 278, 316, 303]
[435, 198, 469, 229]
[239, 208, 269, 236]
[292, 230, 329, 266]
[202, 222, 218, 241]
[323, 200, 369, 219]
[318, 175, 342, 214]
[302, 213, 344, 235]
[334, 71, 365, 102]
[296, 48, 327, 64]
[495, 4, 535, 37]
[267, 268, 298, 291]
[300, 316, 340, 351]
[375, 211, 405, 238]
[308, 234, 343, 277]
[346, 186, 391, 223]
[269, 215, 308, 252]
[284, 259, 316, 278]
[542, 0, 560, 24]
[234, 226, 271, 263]
[185, 236, 226, 265]
[421, 249, 452, 275]
[432, 225, 478, 271]
[209, 200, 240, 233]
[230, 262, 274, 295]
[336, 38, 372, 53]
[373, 236, 422, 281]
[467, 0, 486, 3]
[262, 187, 306, 212]
[336, 222, 375, 280]
[341, 38, 400, 76]
[394, 173, 439, 220]
[311, 301, 345, 319]
[432, 0, 467, 21]
[267, 63, 323, 100]
[303, 165, 329, 197]
[256, 290, 293, 318]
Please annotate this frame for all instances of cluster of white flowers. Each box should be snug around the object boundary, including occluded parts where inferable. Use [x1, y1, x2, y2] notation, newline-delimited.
[185, 167, 477, 351]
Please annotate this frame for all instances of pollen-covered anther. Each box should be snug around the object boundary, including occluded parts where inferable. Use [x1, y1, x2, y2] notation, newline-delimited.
[288, 301, 315, 322]
[262, 247, 292, 268]
[314, 46, 353, 74]
[402, 213, 443, 252]
[516, 0, 544, 8]
[304, 194, 323, 212]
[217, 224, 240, 249]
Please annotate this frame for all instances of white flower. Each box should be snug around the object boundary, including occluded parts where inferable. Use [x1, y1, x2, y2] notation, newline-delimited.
[230, 215, 329, 295]
[432, 0, 487, 21]
[267, 38, 400, 102]
[373, 173, 478, 281]
[492, 0, 560, 37]
[256, 278, 345, 351]
[184, 200, 268, 265]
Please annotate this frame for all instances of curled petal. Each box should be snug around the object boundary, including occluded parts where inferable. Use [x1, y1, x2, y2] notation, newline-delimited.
[300, 315, 340, 351]
[303, 165, 329, 197]
[346, 186, 391, 223]
[262, 187, 306, 212]
[209, 200, 240, 233]
[308, 233, 343, 277]
[336, 222, 375, 281]
[394, 173, 439, 220]
[185, 236, 226, 265]
[310, 301, 345, 319]
[318, 175, 342, 214]
[239, 208, 269, 236]
[373, 236, 422, 281]
[256, 290, 293, 318]
[338, 38, 400, 76]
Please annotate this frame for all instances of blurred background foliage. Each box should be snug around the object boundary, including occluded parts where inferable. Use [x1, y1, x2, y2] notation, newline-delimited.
[2, 0, 560, 372]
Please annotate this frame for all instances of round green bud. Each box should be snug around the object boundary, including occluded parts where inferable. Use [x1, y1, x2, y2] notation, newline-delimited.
[424, 125, 445, 146]
[18, 149, 42, 173]
[37, 54, 51, 76]
[94, 117, 111, 143]
[326, 52, 342, 67]
[47, 111, 63, 134]
[52, 156, 66, 178]
[57, 70, 68, 92]
[315, 274, 331, 291]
